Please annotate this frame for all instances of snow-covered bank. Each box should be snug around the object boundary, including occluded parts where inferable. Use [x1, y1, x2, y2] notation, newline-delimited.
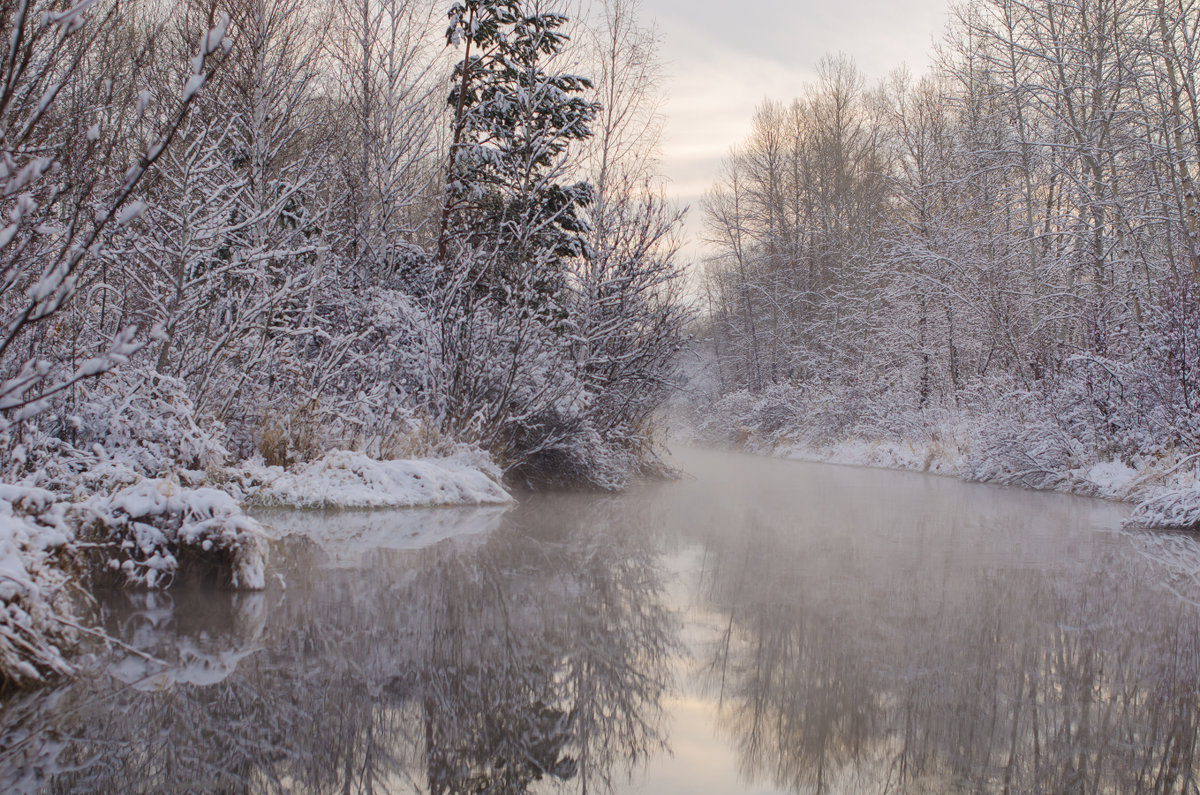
[682, 390, 1200, 531]
[81, 480, 267, 590]
[774, 437, 1198, 528]
[227, 449, 512, 509]
[0, 448, 511, 690]
[774, 436, 1143, 501]
[0, 479, 269, 690]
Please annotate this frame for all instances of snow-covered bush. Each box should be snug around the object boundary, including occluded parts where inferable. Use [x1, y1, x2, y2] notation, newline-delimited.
[1141, 276, 1200, 446]
[0, 487, 77, 689]
[696, 385, 806, 450]
[81, 479, 266, 591]
[69, 369, 228, 476]
[262, 289, 441, 466]
[482, 341, 664, 490]
[961, 386, 1087, 491]
[2, 368, 228, 503]
[1050, 352, 1187, 465]
[512, 421, 649, 491]
[1129, 485, 1200, 532]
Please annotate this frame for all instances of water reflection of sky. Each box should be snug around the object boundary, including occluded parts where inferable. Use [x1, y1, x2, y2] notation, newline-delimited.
[6, 449, 1200, 794]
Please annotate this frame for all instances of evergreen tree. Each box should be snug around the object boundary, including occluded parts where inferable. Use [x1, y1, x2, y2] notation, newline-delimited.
[437, 0, 599, 311]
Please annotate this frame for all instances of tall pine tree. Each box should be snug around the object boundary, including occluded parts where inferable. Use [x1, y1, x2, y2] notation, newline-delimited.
[437, 0, 598, 312]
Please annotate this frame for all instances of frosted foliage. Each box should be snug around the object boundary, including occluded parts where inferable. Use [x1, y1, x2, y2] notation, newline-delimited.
[0, 487, 76, 687]
[1131, 485, 1200, 532]
[0, 0, 685, 683]
[71, 369, 229, 475]
[690, 0, 1200, 530]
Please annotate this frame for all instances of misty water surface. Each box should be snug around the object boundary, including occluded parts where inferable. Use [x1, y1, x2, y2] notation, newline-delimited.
[4, 448, 1200, 793]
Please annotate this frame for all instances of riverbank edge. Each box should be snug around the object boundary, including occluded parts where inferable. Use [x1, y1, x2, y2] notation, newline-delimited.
[0, 449, 513, 691]
[683, 432, 1200, 532]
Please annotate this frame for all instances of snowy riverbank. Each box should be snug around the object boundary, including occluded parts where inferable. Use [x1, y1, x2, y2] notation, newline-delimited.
[227, 449, 512, 509]
[0, 449, 511, 689]
[681, 394, 1200, 532]
[757, 434, 1198, 530]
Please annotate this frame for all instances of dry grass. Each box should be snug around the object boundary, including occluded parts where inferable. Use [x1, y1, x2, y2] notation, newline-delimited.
[257, 401, 324, 468]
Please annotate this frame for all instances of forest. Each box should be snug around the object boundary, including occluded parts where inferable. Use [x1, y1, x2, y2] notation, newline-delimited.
[691, 0, 1200, 531]
[0, 0, 685, 687]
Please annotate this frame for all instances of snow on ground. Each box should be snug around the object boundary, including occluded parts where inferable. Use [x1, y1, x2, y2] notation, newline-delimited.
[779, 437, 1142, 498]
[779, 437, 966, 478]
[231, 449, 512, 509]
[1085, 460, 1141, 499]
[258, 505, 509, 567]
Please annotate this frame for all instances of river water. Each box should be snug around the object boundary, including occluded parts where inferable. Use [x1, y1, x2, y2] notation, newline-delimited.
[4, 448, 1200, 793]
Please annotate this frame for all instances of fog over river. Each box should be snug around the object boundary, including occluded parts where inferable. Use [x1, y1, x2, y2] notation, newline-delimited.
[5, 448, 1200, 794]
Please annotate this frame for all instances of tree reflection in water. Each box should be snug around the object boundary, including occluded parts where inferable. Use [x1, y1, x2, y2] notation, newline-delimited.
[11, 451, 1200, 795]
[700, 502, 1200, 794]
[0, 498, 677, 794]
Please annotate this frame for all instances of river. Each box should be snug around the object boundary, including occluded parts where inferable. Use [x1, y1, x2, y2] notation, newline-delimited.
[4, 447, 1200, 793]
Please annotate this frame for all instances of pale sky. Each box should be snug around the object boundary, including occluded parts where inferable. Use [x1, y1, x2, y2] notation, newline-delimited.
[639, 0, 954, 261]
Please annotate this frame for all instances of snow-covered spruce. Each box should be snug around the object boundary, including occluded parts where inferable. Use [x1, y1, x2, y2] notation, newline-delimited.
[0, 487, 77, 689]
[81, 480, 266, 590]
[229, 449, 512, 510]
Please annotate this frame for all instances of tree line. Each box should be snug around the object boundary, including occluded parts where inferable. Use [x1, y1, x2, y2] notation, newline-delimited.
[699, 0, 1200, 486]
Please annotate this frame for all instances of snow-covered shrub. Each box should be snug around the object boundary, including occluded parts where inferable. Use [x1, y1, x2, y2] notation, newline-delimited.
[69, 368, 229, 476]
[960, 345, 1196, 496]
[252, 289, 439, 466]
[1129, 483, 1200, 531]
[959, 281, 1200, 493]
[81, 479, 266, 590]
[697, 385, 806, 450]
[0, 421, 89, 488]
[1053, 354, 1181, 464]
[0, 486, 77, 689]
[962, 387, 1087, 491]
[695, 376, 929, 455]
[487, 348, 664, 490]
[1141, 275, 1200, 445]
[256, 401, 327, 469]
[375, 416, 459, 461]
[433, 303, 630, 487]
[3, 368, 228, 499]
[692, 390, 752, 446]
[512, 421, 648, 491]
